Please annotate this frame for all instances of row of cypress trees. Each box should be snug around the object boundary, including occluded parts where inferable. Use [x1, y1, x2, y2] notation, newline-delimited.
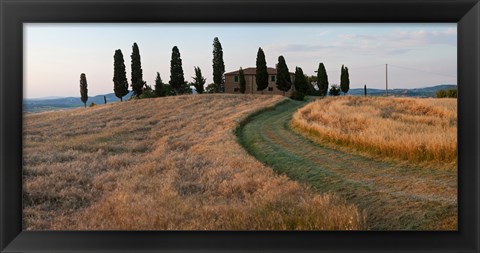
[112, 43, 180, 101]
[82, 38, 225, 106]
[246, 47, 350, 99]
[111, 38, 225, 101]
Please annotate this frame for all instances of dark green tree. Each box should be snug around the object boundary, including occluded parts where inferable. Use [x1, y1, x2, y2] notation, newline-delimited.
[113, 49, 129, 101]
[139, 82, 155, 99]
[447, 88, 457, 98]
[205, 83, 216, 93]
[178, 82, 192, 94]
[275, 56, 292, 96]
[306, 75, 320, 96]
[340, 65, 350, 95]
[329, 84, 341, 96]
[317, 63, 329, 96]
[104, 95, 107, 104]
[436, 89, 447, 98]
[192, 66, 206, 94]
[163, 84, 177, 96]
[212, 37, 225, 93]
[239, 67, 246, 94]
[131, 42, 144, 97]
[154, 72, 167, 97]
[290, 91, 305, 101]
[169, 46, 185, 94]
[364, 84, 367, 96]
[80, 73, 88, 108]
[255, 47, 268, 94]
[294, 67, 309, 95]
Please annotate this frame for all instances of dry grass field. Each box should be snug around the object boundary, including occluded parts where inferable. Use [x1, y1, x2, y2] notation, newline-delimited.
[292, 96, 457, 168]
[23, 94, 365, 230]
[237, 99, 456, 230]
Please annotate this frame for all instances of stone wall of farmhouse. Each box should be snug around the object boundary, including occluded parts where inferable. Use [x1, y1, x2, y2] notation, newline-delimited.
[224, 74, 295, 96]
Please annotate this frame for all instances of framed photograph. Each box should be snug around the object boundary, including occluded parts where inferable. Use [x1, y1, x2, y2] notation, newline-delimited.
[1, 0, 479, 252]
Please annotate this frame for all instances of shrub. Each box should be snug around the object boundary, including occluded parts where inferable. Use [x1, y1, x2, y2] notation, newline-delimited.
[139, 84, 157, 99]
[290, 91, 305, 101]
[205, 83, 217, 93]
[329, 84, 341, 96]
[139, 91, 156, 99]
[89, 102, 96, 107]
[436, 89, 447, 98]
[164, 84, 177, 96]
[447, 88, 457, 98]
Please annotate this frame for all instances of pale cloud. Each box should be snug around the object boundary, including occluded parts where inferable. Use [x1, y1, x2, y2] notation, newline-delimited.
[316, 31, 330, 37]
[265, 28, 456, 58]
[334, 28, 457, 55]
[269, 44, 334, 52]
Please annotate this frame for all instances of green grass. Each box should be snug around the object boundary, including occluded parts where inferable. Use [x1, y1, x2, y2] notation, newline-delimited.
[236, 99, 457, 230]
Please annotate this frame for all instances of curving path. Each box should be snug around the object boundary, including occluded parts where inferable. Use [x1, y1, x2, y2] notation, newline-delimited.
[237, 99, 457, 230]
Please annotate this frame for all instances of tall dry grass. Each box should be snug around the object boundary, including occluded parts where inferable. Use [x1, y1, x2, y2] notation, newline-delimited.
[291, 96, 457, 167]
[23, 94, 365, 230]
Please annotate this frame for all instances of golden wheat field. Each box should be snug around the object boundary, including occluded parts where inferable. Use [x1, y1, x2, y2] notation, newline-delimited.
[292, 96, 457, 168]
[23, 94, 365, 230]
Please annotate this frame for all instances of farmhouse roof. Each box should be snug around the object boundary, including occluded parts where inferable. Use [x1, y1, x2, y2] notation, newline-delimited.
[225, 67, 294, 75]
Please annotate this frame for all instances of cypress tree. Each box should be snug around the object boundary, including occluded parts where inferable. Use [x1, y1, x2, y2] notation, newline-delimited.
[275, 56, 292, 96]
[317, 63, 329, 96]
[192, 66, 206, 94]
[346, 67, 350, 93]
[239, 67, 246, 94]
[294, 67, 309, 95]
[364, 84, 367, 96]
[104, 95, 107, 104]
[154, 72, 166, 97]
[255, 47, 268, 94]
[79, 73, 88, 108]
[340, 65, 344, 93]
[212, 37, 225, 93]
[131, 42, 144, 97]
[340, 65, 350, 95]
[113, 49, 129, 101]
[169, 46, 185, 94]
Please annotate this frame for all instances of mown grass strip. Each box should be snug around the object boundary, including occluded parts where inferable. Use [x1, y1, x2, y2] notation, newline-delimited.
[236, 98, 457, 230]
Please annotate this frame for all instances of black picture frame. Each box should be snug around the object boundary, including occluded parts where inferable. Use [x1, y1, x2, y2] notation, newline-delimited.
[1, 0, 479, 252]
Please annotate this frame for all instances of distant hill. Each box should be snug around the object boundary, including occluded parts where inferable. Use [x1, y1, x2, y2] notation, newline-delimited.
[24, 92, 133, 113]
[24, 84, 457, 113]
[27, 96, 66, 101]
[349, 84, 457, 97]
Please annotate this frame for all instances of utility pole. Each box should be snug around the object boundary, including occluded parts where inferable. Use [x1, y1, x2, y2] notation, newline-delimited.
[385, 64, 388, 97]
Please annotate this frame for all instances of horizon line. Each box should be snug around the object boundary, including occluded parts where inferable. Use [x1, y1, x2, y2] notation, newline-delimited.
[24, 83, 457, 100]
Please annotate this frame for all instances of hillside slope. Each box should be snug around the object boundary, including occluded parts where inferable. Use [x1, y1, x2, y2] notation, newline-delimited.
[23, 94, 364, 230]
[24, 91, 134, 113]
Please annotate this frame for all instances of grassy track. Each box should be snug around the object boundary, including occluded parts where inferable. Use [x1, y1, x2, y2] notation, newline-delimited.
[237, 99, 457, 230]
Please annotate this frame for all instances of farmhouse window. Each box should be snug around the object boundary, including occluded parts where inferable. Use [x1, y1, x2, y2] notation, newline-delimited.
[271, 75, 276, 82]
[234, 75, 239, 82]
[268, 87, 273, 91]
[234, 88, 240, 92]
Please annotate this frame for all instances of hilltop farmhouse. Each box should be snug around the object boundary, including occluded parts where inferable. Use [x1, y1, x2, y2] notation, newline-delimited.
[224, 67, 295, 96]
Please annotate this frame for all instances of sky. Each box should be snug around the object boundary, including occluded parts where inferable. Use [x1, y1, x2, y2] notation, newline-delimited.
[24, 23, 457, 98]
